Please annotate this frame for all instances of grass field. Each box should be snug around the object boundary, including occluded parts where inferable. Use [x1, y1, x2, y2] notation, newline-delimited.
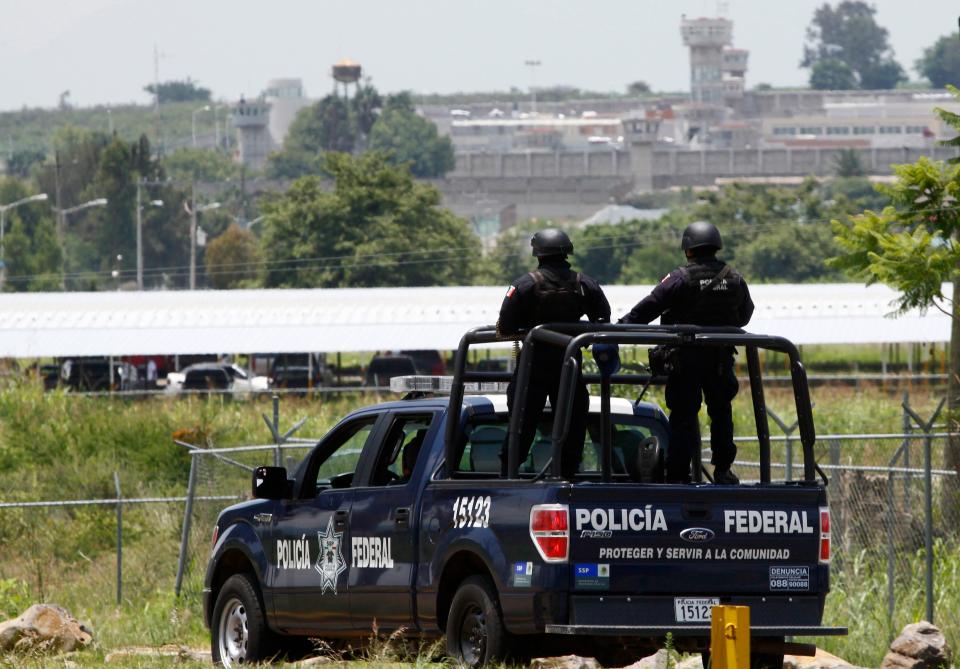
[0, 380, 953, 667]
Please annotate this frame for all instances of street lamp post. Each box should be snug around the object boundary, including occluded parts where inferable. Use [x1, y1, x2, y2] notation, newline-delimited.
[524, 59, 541, 115]
[188, 182, 220, 290]
[192, 104, 212, 148]
[54, 198, 108, 289]
[0, 193, 48, 287]
[135, 180, 164, 290]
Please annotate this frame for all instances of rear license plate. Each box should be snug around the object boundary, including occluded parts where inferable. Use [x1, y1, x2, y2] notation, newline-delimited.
[673, 597, 719, 623]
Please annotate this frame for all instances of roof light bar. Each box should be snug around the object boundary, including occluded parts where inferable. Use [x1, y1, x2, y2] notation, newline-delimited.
[389, 375, 509, 394]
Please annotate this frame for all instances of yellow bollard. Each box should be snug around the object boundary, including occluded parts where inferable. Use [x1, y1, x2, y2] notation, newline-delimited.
[710, 605, 750, 669]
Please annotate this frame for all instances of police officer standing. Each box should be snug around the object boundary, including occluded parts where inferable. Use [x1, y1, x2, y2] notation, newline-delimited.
[498, 228, 611, 478]
[619, 221, 753, 484]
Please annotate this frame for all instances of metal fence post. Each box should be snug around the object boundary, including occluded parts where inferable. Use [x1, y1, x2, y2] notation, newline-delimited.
[768, 408, 798, 482]
[114, 471, 122, 606]
[903, 397, 945, 626]
[902, 391, 912, 499]
[175, 453, 198, 597]
[886, 469, 895, 637]
[272, 394, 281, 466]
[924, 428, 933, 624]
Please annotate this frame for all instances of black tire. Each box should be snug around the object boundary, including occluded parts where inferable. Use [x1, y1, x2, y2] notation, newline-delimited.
[211, 573, 277, 667]
[701, 651, 710, 669]
[445, 575, 510, 667]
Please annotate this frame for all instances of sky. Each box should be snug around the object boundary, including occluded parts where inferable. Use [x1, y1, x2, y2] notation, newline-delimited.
[1, 0, 957, 111]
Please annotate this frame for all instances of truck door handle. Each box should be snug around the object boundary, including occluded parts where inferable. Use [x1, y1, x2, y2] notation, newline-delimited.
[395, 507, 411, 528]
[334, 509, 349, 531]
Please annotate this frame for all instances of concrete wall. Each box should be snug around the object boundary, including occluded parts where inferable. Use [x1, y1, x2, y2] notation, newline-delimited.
[451, 145, 960, 187]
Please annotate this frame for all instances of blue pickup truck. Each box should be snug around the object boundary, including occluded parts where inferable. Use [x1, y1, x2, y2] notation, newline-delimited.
[204, 324, 844, 668]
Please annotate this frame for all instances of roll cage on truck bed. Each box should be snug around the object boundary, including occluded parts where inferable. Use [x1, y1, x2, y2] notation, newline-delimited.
[441, 323, 845, 653]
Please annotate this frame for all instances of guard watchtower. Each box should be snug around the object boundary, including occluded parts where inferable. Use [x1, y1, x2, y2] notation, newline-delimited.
[231, 97, 272, 171]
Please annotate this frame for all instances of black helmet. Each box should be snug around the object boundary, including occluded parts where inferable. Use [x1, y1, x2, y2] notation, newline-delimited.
[531, 228, 573, 257]
[681, 221, 722, 252]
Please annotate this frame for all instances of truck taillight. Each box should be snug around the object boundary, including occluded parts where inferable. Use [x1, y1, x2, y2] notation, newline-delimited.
[530, 504, 569, 563]
[819, 507, 831, 564]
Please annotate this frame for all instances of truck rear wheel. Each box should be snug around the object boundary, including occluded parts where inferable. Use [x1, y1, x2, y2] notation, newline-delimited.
[445, 575, 509, 667]
[212, 573, 276, 667]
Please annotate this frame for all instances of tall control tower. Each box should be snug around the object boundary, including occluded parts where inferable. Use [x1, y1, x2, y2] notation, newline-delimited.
[680, 16, 748, 105]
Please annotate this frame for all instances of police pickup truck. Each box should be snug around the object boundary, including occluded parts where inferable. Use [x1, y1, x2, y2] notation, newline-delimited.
[204, 324, 844, 668]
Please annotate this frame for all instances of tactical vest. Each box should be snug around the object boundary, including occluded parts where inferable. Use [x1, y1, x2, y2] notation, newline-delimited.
[528, 269, 587, 324]
[661, 261, 745, 326]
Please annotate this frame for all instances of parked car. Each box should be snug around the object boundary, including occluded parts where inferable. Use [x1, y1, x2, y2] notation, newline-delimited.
[364, 355, 416, 386]
[59, 357, 138, 391]
[270, 353, 335, 391]
[174, 363, 270, 398]
[400, 349, 447, 375]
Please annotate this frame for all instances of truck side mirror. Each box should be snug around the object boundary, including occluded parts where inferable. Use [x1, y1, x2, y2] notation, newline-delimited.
[252, 466, 292, 500]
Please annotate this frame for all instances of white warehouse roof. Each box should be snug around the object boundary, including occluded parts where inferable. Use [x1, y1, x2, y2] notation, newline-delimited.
[0, 283, 949, 358]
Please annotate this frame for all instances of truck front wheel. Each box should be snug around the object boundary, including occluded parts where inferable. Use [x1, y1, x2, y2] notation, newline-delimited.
[211, 573, 276, 667]
[445, 575, 509, 667]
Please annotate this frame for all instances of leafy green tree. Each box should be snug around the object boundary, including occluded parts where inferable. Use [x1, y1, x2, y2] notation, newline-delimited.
[0, 178, 61, 291]
[802, 1, 905, 89]
[351, 84, 383, 138]
[830, 87, 960, 489]
[833, 148, 865, 177]
[205, 223, 261, 289]
[917, 33, 960, 88]
[6, 149, 46, 179]
[626, 81, 651, 96]
[261, 152, 479, 288]
[368, 107, 455, 178]
[163, 147, 240, 182]
[267, 95, 355, 178]
[143, 79, 211, 103]
[810, 58, 857, 90]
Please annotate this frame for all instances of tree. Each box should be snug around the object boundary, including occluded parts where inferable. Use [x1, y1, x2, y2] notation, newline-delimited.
[368, 107, 455, 178]
[810, 58, 857, 90]
[163, 148, 240, 182]
[833, 148, 865, 177]
[267, 95, 355, 178]
[260, 152, 480, 288]
[917, 33, 960, 88]
[205, 223, 261, 289]
[6, 149, 46, 179]
[802, 1, 904, 89]
[0, 178, 61, 291]
[830, 87, 960, 496]
[143, 79, 211, 103]
[626, 81, 651, 96]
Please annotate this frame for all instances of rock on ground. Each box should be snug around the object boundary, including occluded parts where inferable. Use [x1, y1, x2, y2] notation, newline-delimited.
[532, 655, 603, 669]
[882, 621, 953, 669]
[0, 604, 92, 654]
[785, 647, 862, 669]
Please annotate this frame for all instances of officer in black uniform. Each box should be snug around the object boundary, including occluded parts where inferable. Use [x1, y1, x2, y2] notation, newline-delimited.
[619, 221, 753, 484]
[498, 228, 611, 479]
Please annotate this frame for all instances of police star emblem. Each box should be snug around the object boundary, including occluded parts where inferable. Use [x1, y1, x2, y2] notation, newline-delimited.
[315, 515, 347, 594]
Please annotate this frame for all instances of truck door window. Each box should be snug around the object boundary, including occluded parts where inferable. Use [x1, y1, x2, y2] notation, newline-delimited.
[369, 414, 434, 486]
[301, 416, 378, 497]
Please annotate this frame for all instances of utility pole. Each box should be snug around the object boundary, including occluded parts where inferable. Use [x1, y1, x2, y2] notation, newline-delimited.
[136, 182, 143, 290]
[189, 181, 197, 290]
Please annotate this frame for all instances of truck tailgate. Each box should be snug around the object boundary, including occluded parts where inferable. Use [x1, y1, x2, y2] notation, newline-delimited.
[568, 484, 827, 597]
